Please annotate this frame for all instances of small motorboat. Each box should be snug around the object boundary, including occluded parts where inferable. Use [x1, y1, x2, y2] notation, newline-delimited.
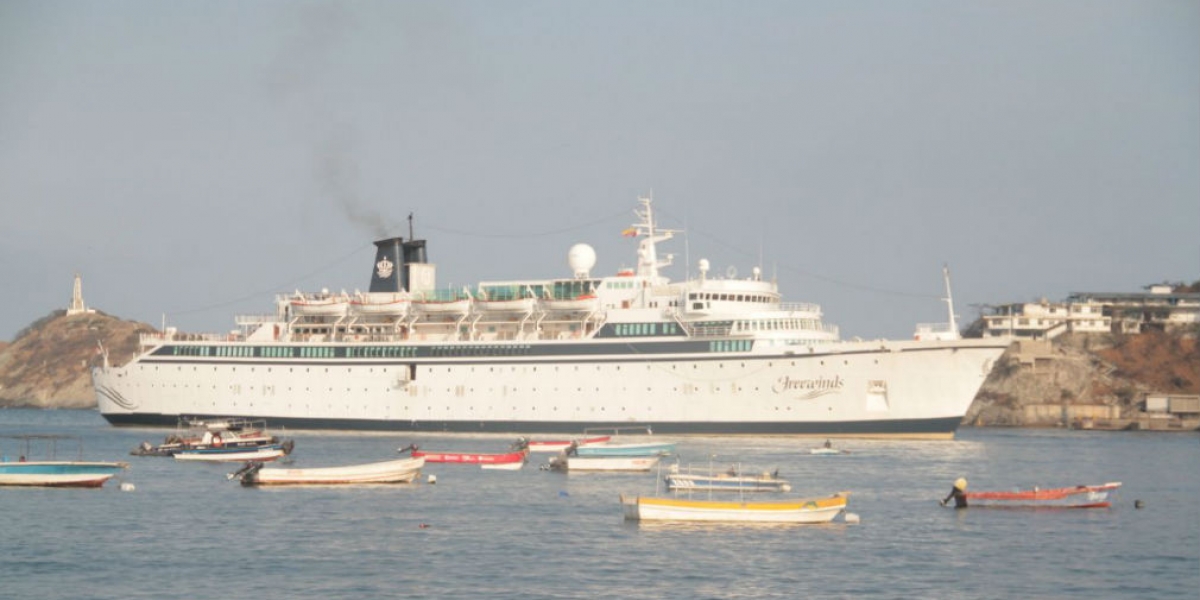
[620, 492, 849, 524]
[173, 440, 294, 463]
[567, 427, 674, 457]
[525, 435, 611, 453]
[0, 435, 128, 488]
[546, 454, 660, 473]
[402, 440, 528, 469]
[665, 464, 791, 493]
[480, 460, 525, 471]
[132, 417, 286, 457]
[230, 456, 425, 486]
[0, 460, 128, 488]
[950, 481, 1123, 509]
[573, 441, 675, 457]
[809, 440, 849, 455]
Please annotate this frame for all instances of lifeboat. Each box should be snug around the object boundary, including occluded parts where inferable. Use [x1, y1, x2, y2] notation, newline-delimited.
[541, 293, 599, 312]
[475, 297, 536, 313]
[350, 292, 410, 317]
[290, 293, 349, 317]
[412, 291, 472, 315]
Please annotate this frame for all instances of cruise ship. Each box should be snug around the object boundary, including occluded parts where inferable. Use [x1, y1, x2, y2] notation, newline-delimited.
[93, 196, 1010, 439]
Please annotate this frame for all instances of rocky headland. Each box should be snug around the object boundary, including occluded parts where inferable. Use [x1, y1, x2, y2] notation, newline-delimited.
[0, 311, 153, 408]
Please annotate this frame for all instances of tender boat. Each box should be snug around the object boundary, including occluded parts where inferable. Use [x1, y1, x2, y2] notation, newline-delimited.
[474, 286, 537, 314]
[289, 291, 349, 317]
[620, 492, 849, 524]
[410, 290, 472, 315]
[173, 441, 294, 463]
[961, 482, 1123, 509]
[349, 291, 410, 316]
[132, 417, 285, 457]
[540, 294, 600, 312]
[665, 464, 791, 493]
[230, 456, 425, 486]
[0, 435, 128, 488]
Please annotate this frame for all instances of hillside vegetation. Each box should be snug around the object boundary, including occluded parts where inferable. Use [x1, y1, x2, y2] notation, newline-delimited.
[0, 311, 153, 408]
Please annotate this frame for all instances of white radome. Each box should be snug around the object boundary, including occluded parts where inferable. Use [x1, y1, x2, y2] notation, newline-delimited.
[568, 243, 597, 278]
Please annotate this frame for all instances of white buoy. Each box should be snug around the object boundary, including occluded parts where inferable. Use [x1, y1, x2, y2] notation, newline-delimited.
[427, 474, 437, 485]
[843, 512, 860, 524]
[119, 482, 136, 492]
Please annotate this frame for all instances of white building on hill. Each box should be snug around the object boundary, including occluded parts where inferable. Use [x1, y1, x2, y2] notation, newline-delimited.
[983, 284, 1199, 339]
[983, 299, 1109, 339]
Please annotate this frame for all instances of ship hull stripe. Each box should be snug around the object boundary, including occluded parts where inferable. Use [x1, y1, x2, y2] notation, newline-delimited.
[100, 413, 962, 437]
[137, 342, 1012, 368]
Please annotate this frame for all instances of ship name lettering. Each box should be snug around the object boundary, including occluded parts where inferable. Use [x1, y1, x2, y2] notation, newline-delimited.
[772, 375, 845, 395]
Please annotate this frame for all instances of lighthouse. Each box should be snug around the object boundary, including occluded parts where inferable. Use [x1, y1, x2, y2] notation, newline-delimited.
[66, 273, 95, 316]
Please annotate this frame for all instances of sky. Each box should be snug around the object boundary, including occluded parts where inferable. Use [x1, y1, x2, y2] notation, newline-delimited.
[1, 1, 1197, 342]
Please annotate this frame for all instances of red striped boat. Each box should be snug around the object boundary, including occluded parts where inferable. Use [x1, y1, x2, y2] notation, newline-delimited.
[401, 441, 528, 467]
[964, 482, 1122, 509]
[526, 436, 611, 453]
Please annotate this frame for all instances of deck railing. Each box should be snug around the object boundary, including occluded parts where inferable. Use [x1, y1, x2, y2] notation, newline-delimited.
[778, 302, 823, 315]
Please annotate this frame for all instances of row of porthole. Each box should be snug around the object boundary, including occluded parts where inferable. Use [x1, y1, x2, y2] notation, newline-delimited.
[140, 382, 791, 401]
[142, 384, 776, 396]
[149, 357, 876, 374]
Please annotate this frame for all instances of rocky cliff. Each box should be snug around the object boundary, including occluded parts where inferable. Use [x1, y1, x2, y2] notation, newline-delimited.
[1, 313, 1196, 424]
[967, 331, 1198, 427]
[0, 311, 153, 408]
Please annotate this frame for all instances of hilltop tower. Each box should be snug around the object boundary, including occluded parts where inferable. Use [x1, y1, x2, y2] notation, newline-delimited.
[66, 273, 95, 316]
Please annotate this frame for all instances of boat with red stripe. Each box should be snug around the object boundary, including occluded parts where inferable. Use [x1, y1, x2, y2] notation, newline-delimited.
[401, 440, 528, 467]
[942, 479, 1122, 509]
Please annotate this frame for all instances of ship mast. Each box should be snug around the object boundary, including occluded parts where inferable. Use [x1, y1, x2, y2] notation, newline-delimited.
[632, 193, 676, 284]
[942, 265, 959, 336]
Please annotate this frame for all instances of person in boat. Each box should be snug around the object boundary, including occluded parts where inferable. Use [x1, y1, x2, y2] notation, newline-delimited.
[823, 439, 832, 449]
[941, 477, 969, 508]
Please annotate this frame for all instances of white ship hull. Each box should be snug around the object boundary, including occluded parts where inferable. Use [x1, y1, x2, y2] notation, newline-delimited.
[93, 337, 1005, 439]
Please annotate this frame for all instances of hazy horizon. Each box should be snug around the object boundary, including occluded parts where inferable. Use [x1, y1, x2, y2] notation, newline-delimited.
[2, 1, 1196, 341]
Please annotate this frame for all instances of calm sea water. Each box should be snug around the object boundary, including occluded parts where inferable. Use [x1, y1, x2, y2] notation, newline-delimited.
[1, 408, 1196, 600]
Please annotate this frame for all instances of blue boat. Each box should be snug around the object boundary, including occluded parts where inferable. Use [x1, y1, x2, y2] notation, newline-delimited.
[573, 441, 676, 457]
[173, 440, 295, 462]
[665, 464, 791, 493]
[0, 435, 128, 487]
[571, 427, 675, 456]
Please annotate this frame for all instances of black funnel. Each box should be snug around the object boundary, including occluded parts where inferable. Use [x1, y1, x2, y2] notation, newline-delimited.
[369, 238, 404, 293]
[369, 237, 429, 293]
